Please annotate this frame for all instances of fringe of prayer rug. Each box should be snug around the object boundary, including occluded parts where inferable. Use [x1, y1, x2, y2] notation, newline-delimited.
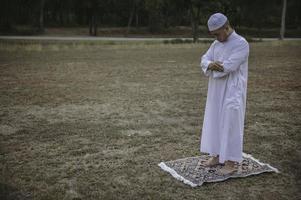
[158, 153, 279, 187]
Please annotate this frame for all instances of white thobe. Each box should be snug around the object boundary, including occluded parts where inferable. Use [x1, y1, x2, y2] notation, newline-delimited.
[200, 31, 249, 163]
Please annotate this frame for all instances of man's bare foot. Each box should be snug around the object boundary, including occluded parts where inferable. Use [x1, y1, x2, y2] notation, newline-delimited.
[220, 161, 239, 175]
[201, 156, 220, 167]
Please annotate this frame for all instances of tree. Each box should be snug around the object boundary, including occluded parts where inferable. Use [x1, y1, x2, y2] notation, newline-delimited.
[189, 0, 202, 43]
[38, 0, 45, 33]
[127, 0, 139, 35]
[87, 0, 99, 36]
[0, 0, 16, 31]
[145, 0, 164, 33]
[1, 0, 300, 37]
[280, 0, 287, 39]
[188, 0, 228, 42]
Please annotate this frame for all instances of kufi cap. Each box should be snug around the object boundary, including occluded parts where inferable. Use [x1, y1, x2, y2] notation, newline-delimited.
[207, 13, 228, 31]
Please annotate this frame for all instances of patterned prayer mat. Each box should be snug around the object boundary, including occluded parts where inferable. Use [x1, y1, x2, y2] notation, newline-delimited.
[158, 153, 279, 187]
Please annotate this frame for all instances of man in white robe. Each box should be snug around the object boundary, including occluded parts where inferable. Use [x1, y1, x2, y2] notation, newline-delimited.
[200, 13, 249, 174]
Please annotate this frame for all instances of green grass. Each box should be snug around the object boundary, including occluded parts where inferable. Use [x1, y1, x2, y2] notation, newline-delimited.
[0, 40, 300, 200]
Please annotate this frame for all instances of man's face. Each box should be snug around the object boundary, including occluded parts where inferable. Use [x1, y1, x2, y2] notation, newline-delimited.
[210, 26, 228, 42]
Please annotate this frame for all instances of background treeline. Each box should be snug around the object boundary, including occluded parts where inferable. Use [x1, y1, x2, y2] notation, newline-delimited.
[0, 0, 300, 38]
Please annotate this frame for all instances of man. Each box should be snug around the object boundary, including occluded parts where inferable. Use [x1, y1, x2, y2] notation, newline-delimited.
[200, 13, 249, 174]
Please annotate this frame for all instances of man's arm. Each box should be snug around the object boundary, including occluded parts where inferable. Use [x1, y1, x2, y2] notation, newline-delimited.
[213, 40, 249, 78]
[200, 42, 217, 76]
[208, 61, 224, 72]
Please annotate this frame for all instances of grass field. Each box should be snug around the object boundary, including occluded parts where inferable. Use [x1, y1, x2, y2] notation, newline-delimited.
[0, 40, 300, 200]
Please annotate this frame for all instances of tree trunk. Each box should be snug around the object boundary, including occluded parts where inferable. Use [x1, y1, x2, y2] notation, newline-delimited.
[280, 0, 287, 40]
[89, 15, 97, 36]
[89, 13, 93, 35]
[88, 0, 98, 36]
[135, 13, 139, 28]
[189, 1, 200, 43]
[195, 7, 200, 40]
[89, 22, 92, 35]
[127, 1, 136, 36]
[39, 0, 45, 33]
[93, 15, 97, 36]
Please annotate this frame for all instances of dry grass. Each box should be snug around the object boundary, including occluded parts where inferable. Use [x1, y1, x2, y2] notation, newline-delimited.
[0, 40, 300, 200]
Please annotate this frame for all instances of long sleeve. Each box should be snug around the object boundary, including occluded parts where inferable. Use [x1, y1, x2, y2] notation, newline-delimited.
[200, 42, 216, 77]
[213, 40, 249, 78]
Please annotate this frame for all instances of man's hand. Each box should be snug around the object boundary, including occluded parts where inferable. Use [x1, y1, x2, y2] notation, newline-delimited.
[208, 61, 224, 72]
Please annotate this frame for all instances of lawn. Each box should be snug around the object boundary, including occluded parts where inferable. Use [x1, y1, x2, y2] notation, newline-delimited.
[0, 40, 300, 200]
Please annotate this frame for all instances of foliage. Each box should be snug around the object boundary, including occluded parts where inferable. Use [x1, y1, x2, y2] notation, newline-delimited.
[0, 0, 300, 35]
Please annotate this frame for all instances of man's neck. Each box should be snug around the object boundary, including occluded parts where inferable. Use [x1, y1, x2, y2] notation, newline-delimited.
[225, 29, 234, 41]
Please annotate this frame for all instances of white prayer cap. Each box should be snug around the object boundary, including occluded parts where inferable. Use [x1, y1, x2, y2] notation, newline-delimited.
[207, 13, 228, 31]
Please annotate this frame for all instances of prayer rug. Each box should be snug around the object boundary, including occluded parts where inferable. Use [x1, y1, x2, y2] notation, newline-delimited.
[158, 153, 279, 187]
